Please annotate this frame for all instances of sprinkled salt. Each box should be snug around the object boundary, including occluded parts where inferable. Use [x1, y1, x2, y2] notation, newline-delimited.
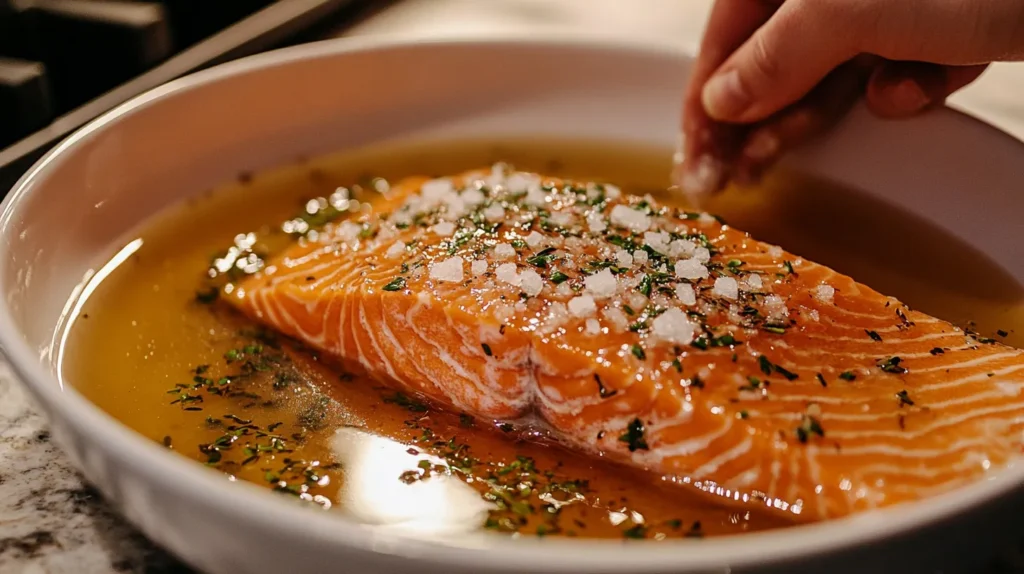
[385, 240, 406, 259]
[471, 260, 488, 276]
[746, 274, 763, 290]
[483, 203, 505, 222]
[433, 221, 455, 237]
[549, 212, 573, 227]
[568, 295, 597, 318]
[337, 221, 362, 242]
[421, 178, 454, 198]
[764, 295, 789, 320]
[584, 268, 618, 300]
[768, 245, 784, 258]
[667, 239, 696, 258]
[429, 256, 464, 283]
[698, 213, 716, 224]
[505, 172, 534, 194]
[627, 292, 648, 311]
[546, 302, 569, 328]
[602, 307, 629, 331]
[461, 188, 486, 207]
[675, 258, 709, 280]
[814, 284, 836, 304]
[651, 307, 697, 345]
[643, 231, 670, 253]
[713, 276, 739, 300]
[609, 204, 651, 233]
[494, 243, 516, 259]
[633, 250, 649, 265]
[524, 185, 547, 207]
[693, 247, 711, 263]
[520, 269, 544, 297]
[615, 249, 633, 267]
[586, 211, 607, 233]
[525, 231, 545, 248]
[554, 282, 573, 298]
[495, 263, 520, 286]
[604, 184, 622, 199]
[675, 283, 697, 306]
[585, 318, 602, 335]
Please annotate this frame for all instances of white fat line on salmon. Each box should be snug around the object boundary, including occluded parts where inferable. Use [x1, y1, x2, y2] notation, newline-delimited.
[801, 443, 829, 520]
[797, 329, 956, 345]
[357, 300, 402, 383]
[377, 301, 463, 409]
[769, 339, 972, 361]
[404, 299, 500, 414]
[690, 437, 754, 479]
[637, 418, 735, 463]
[279, 290, 331, 345]
[905, 350, 1023, 374]
[815, 403, 1024, 440]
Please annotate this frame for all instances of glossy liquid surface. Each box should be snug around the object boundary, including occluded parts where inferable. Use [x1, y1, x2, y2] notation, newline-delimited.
[62, 139, 1024, 540]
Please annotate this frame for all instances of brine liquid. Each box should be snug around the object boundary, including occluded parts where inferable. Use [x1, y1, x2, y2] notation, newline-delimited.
[61, 139, 1024, 540]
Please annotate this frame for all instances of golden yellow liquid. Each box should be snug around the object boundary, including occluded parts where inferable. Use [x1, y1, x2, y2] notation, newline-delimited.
[61, 139, 1024, 540]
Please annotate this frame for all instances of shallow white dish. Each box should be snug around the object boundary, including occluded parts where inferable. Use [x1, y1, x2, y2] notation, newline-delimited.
[3, 34, 1024, 574]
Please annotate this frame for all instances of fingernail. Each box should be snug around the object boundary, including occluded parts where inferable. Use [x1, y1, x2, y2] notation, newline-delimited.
[702, 69, 750, 120]
[676, 154, 726, 200]
[743, 130, 780, 162]
[672, 132, 685, 166]
[884, 78, 931, 114]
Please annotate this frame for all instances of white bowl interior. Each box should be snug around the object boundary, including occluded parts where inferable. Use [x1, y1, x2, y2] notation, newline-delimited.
[3, 35, 1024, 574]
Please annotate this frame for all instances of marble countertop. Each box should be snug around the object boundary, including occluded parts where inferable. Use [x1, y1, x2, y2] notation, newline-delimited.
[4, 1, 1024, 572]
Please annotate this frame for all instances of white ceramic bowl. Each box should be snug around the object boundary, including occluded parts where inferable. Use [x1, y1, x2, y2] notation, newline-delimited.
[3, 35, 1024, 574]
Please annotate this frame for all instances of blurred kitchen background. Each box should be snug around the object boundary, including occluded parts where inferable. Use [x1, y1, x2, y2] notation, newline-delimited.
[3, 0, 1024, 194]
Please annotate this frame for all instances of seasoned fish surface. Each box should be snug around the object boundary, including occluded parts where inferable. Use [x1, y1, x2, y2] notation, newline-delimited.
[230, 166, 1024, 520]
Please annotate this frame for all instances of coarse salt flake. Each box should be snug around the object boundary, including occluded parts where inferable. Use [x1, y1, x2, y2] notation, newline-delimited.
[675, 258, 709, 280]
[745, 274, 764, 290]
[549, 212, 573, 227]
[768, 245, 784, 258]
[494, 243, 516, 259]
[585, 318, 601, 335]
[615, 249, 633, 267]
[675, 283, 697, 306]
[633, 250, 649, 265]
[385, 241, 406, 259]
[421, 178, 454, 198]
[568, 295, 597, 318]
[525, 231, 545, 248]
[520, 269, 544, 297]
[602, 307, 629, 332]
[524, 185, 547, 207]
[429, 256, 464, 283]
[471, 260, 488, 276]
[651, 307, 697, 345]
[433, 221, 456, 237]
[713, 276, 739, 300]
[337, 221, 361, 242]
[483, 203, 505, 222]
[667, 239, 696, 258]
[461, 188, 486, 207]
[586, 210, 607, 233]
[584, 268, 618, 300]
[495, 263, 520, 286]
[604, 184, 622, 200]
[814, 284, 836, 304]
[643, 231, 670, 253]
[609, 204, 651, 233]
[693, 247, 711, 263]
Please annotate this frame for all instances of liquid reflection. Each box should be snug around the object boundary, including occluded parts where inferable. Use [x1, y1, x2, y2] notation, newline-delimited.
[331, 427, 492, 536]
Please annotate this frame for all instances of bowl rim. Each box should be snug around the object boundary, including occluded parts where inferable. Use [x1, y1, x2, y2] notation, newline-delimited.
[3, 31, 1024, 572]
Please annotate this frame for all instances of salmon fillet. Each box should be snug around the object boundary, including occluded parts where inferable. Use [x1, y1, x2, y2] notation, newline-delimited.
[229, 165, 1024, 520]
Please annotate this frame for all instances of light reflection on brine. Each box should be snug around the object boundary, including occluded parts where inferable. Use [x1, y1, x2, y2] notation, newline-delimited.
[331, 427, 492, 536]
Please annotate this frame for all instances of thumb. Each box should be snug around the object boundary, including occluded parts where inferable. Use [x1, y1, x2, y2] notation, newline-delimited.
[701, 1, 863, 124]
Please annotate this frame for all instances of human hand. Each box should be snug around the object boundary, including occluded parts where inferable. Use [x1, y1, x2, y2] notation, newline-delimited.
[674, 0, 1024, 203]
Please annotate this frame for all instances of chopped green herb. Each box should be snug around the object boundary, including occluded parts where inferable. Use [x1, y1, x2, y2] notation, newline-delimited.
[929, 347, 945, 356]
[896, 390, 915, 407]
[782, 260, 796, 275]
[877, 356, 908, 374]
[866, 330, 882, 342]
[631, 344, 646, 360]
[195, 286, 219, 304]
[671, 358, 683, 373]
[691, 336, 709, 350]
[816, 373, 827, 388]
[482, 343, 493, 357]
[382, 277, 406, 291]
[511, 239, 527, 249]
[623, 524, 648, 539]
[738, 410, 749, 419]
[839, 371, 856, 382]
[384, 392, 428, 412]
[638, 274, 653, 297]
[690, 375, 705, 389]
[618, 418, 649, 452]
[997, 329, 1009, 338]
[796, 414, 825, 443]
[622, 305, 636, 316]
[594, 374, 617, 399]
[549, 271, 570, 284]
[763, 325, 787, 335]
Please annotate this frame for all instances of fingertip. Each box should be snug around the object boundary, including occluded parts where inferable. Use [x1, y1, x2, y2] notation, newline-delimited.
[702, 69, 753, 122]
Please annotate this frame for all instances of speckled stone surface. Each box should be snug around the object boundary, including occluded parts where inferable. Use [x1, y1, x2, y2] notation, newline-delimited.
[0, 370, 192, 574]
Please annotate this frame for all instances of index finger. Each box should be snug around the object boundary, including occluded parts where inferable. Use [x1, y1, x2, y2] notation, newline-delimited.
[677, 0, 780, 199]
